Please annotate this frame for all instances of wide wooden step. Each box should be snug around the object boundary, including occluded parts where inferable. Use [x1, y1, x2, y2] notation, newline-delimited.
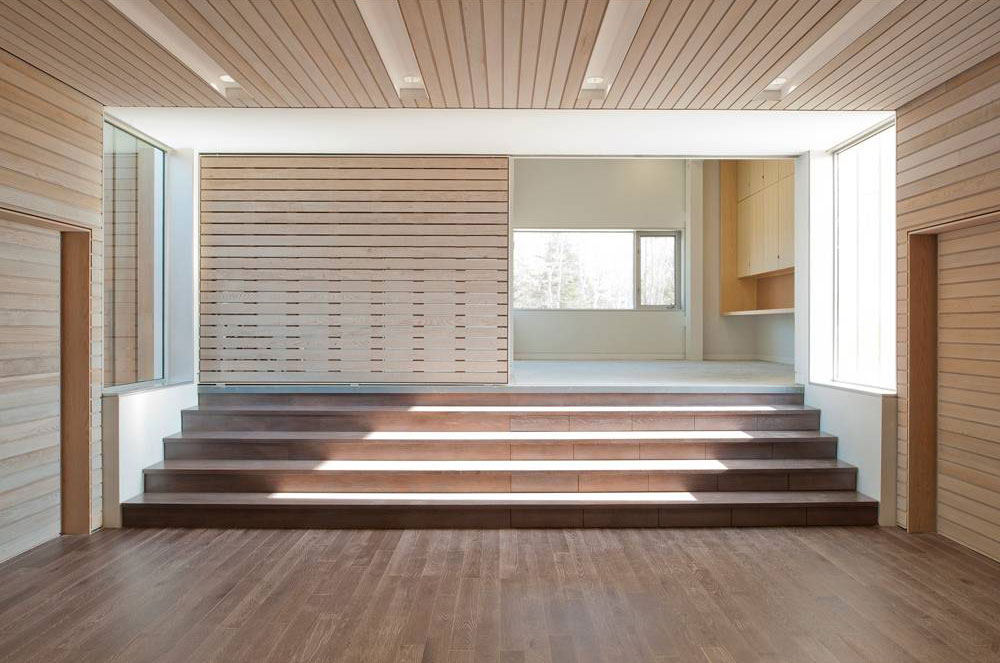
[164, 430, 839, 460]
[199, 390, 805, 407]
[142, 458, 857, 493]
[121, 490, 879, 528]
[181, 404, 821, 432]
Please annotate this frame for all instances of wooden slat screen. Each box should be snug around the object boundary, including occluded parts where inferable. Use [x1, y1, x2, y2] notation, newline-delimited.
[0, 218, 60, 562]
[199, 155, 509, 383]
[936, 220, 1000, 562]
[896, 53, 1000, 529]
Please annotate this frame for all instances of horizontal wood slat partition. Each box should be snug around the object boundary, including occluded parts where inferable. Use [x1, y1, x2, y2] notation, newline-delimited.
[896, 53, 1000, 531]
[199, 155, 509, 384]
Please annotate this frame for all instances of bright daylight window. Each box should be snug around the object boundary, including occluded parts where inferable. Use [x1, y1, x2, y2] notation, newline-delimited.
[513, 230, 680, 310]
[833, 126, 896, 390]
[103, 122, 166, 387]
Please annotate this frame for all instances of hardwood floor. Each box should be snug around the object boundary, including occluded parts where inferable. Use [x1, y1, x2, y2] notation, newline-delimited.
[0, 528, 998, 662]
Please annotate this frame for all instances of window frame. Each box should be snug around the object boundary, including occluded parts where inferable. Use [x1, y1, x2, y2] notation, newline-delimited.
[635, 230, 682, 311]
[829, 123, 896, 391]
[511, 228, 683, 312]
[102, 121, 168, 389]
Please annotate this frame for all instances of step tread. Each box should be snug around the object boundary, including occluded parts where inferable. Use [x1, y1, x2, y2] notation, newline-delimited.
[124, 490, 876, 507]
[185, 404, 818, 415]
[145, 458, 856, 473]
[165, 430, 836, 442]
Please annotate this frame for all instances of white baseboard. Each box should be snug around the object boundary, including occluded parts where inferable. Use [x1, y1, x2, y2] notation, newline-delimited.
[703, 353, 793, 364]
[513, 353, 687, 361]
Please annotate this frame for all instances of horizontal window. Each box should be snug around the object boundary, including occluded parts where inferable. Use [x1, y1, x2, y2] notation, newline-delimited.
[512, 230, 681, 310]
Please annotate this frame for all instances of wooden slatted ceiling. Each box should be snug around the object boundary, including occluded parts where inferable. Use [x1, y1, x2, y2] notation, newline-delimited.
[937, 220, 1000, 562]
[0, 0, 227, 107]
[2, 0, 999, 110]
[199, 155, 509, 384]
[149, 0, 399, 108]
[895, 53, 1000, 529]
[765, 0, 1000, 111]
[0, 49, 104, 531]
[398, 0, 608, 109]
[0, 219, 61, 563]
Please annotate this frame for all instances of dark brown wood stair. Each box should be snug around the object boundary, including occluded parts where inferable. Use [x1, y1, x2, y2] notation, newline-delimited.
[122, 390, 878, 528]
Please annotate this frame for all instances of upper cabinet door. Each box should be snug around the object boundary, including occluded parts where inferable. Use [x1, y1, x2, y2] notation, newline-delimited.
[777, 175, 795, 270]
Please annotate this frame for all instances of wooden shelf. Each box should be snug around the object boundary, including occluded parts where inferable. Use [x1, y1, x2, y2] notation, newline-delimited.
[722, 308, 794, 317]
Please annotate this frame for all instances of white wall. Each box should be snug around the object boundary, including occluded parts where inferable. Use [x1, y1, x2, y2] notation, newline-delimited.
[511, 158, 689, 359]
[805, 383, 897, 525]
[701, 160, 795, 364]
[102, 383, 197, 527]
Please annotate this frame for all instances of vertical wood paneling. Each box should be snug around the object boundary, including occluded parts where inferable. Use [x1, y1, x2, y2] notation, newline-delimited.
[200, 155, 509, 384]
[896, 53, 1000, 531]
[936, 220, 1000, 561]
[0, 219, 60, 562]
[0, 48, 103, 534]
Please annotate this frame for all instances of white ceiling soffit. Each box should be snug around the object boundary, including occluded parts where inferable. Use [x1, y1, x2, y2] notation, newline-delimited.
[581, 0, 650, 100]
[106, 0, 233, 99]
[355, 0, 424, 99]
[760, 0, 906, 100]
[104, 108, 894, 156]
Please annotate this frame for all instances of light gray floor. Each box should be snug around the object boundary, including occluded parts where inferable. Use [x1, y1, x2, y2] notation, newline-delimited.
[510, 360, 796, 388]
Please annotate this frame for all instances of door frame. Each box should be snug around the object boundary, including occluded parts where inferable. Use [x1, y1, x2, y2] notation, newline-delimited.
[906, 209, 1000, 532]
[0, 209, 93, 534]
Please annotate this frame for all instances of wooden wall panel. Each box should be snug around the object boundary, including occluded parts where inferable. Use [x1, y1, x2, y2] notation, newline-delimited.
[200, 155, 509, 384]
[896, 53, 1000, 530]
[937, 220, 1000, 561]
[0, 219, 60, 561]
[0, 48, 103, 533]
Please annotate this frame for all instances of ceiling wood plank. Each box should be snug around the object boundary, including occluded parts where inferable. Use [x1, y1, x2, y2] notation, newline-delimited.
[441, 0, 475, 108]
[502, 0, 523, 108]
[518, 0, 544, 108]
[558, 0, 606, 108]
[544, 0, 583, 108]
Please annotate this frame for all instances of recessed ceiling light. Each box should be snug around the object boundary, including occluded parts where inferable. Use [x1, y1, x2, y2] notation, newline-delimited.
[402, 75, 422, 85]
[585, 76, 605, 85]
[219, 74, 235, 83]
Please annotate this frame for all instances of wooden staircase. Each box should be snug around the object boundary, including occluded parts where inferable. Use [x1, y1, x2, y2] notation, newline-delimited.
[121, 390, 878, 528]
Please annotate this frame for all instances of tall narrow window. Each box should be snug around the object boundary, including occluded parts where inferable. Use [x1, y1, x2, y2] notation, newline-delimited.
[833, 127, 895, 390]
[103, 123, 165, 386]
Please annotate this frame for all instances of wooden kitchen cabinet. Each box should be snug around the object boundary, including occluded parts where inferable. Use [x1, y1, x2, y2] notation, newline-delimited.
[721, 159, 796, 315]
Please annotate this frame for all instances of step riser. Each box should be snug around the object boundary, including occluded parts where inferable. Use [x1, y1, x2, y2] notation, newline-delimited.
[181, 411, 821, 433]
[121, 504, 877, 528]
[144, 469, 857, 493]
[198, 392, 805, 407]
[164, 438, 838, 461]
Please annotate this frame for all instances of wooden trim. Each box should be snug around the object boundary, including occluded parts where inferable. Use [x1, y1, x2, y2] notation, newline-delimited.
[905, 233, 937, 533]
[60, 230, 92, 534]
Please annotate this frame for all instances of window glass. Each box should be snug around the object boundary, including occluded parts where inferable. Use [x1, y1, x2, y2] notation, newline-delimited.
[513, 231, 634, 309]
[103, 123, 165, 386]
[639, 234, 677, 307]
[833, 127, 896, 390]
